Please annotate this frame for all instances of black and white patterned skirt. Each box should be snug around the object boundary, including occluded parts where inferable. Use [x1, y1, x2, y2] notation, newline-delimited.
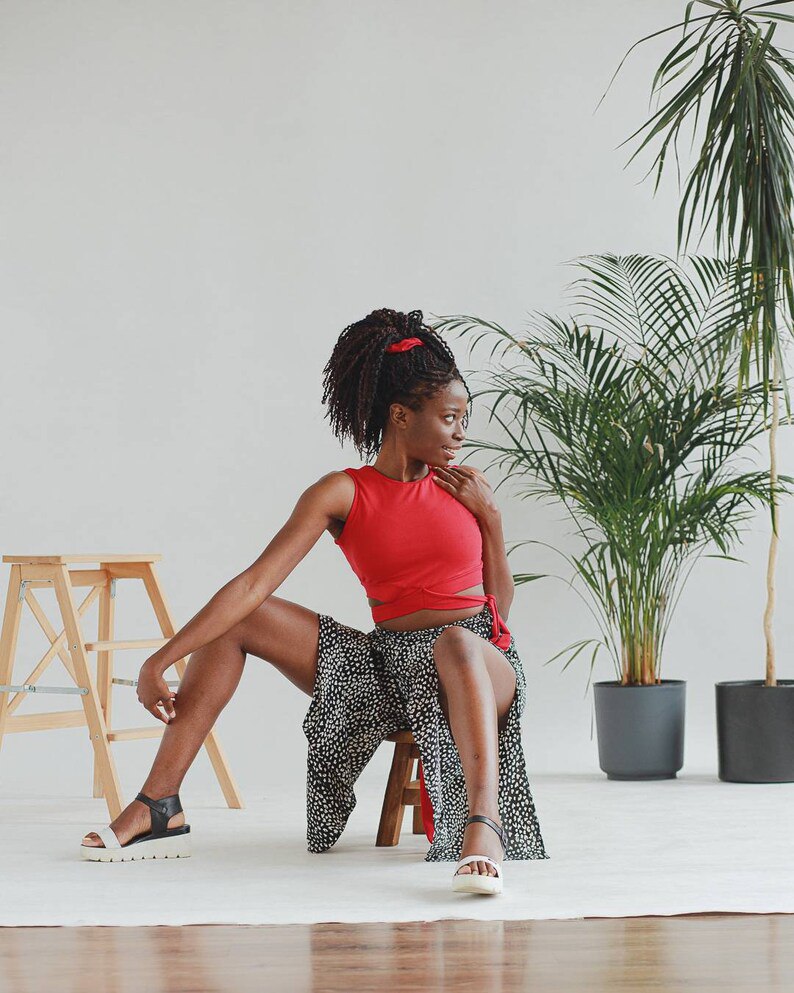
[301, 599, 549, 863]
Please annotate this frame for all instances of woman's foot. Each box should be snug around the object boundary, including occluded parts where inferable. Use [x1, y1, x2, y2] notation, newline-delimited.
[454, 813, 504, 876]
[81, 793, 185, 848]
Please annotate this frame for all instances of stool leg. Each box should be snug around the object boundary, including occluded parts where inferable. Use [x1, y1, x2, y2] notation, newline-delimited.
[412, 758, 425, 834]
[376, 741, 415, 846]
[0, 565, 24, 760]
[140, 562, 244, 809]
[52, 565, 123, 819]
[93, 574, 115, 798]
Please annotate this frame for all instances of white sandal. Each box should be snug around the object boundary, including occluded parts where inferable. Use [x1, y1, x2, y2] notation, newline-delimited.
[80, 792, 191, 862]
[451, 814, 506, 895]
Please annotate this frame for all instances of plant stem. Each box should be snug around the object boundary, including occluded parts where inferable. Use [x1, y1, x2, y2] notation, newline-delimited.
[763, 350, 780, 688]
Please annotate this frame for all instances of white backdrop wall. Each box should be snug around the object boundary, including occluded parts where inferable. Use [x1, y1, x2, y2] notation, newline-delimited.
[1, 1, 791, 813]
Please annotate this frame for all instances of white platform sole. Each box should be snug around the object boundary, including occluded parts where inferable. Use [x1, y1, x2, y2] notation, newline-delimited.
[80, 832, 191, 863]
[451, 870, 503, 895]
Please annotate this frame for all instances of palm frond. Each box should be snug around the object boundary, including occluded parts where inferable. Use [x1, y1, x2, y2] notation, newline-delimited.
[436, 253, 792, 683]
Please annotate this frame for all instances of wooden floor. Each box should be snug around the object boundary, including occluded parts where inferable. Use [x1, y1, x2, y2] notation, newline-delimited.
[1, 914, 791, 991]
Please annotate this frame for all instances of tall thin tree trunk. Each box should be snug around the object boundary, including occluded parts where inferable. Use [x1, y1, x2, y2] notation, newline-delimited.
[763, 352, 780, 687]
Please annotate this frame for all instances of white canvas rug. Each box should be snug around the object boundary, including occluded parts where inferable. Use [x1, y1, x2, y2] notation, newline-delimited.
[1, 770, 792, 926]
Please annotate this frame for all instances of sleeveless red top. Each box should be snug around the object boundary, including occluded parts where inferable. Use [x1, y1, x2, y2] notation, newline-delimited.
[333, 464, 511, 650]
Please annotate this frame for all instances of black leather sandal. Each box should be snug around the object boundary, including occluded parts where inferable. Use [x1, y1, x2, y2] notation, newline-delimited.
[451, 814, 507, 895]
[80, 791, 191, 862]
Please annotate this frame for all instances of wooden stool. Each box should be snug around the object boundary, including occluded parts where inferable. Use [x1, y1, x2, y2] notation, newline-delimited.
[376, 729, 427, 845]
[0, 553, 243, 820]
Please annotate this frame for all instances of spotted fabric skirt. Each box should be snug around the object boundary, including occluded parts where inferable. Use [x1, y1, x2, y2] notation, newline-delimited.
[301, 600, 549, 863]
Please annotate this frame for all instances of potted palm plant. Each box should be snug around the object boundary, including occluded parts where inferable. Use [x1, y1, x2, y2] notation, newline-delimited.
[435, 253, 792, 780]
[606, 0, 794, 781]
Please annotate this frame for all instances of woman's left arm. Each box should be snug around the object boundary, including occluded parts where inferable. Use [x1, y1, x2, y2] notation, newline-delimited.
[431, 465, 514, 622]
[478, 506, 514, 622]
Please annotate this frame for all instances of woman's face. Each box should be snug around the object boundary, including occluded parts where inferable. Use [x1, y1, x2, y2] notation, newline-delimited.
[399, 381, 469, 466]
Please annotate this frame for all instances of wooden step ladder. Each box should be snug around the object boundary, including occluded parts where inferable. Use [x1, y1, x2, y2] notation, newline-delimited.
[0, 554, 243, 819]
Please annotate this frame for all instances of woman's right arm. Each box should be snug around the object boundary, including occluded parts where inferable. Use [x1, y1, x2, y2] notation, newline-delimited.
[144, 470, 350, 679]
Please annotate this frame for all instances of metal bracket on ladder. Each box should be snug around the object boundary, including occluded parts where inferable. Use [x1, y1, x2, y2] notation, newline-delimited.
[112, 677, 181, 688]
[18, 578, 54, 602]
[0, 683, 89, 696]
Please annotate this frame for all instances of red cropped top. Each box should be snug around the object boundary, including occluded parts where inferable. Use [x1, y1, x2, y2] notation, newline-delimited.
[333, 464, 511, 650]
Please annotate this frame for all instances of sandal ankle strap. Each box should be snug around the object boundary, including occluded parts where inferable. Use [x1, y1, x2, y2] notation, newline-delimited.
[466, 814, 507, 854]
[135, 792, 182, 835]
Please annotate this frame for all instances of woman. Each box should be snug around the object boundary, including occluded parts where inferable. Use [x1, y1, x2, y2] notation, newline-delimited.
[80, 308, 549, 895]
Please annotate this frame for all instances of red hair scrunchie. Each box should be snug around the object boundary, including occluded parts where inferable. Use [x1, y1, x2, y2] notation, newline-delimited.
[385, 336, 425, 353]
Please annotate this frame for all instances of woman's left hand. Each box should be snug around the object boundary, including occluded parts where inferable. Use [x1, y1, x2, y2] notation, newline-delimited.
[431, 465, 499, 520]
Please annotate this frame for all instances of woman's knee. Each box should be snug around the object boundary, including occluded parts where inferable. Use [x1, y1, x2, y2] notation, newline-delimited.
[432, 626, 481, 671]
[431, 626, 515, 732]
[432, 629, 486, 705]
[220, 599, 280, 657]
[191, 623, 247, 663]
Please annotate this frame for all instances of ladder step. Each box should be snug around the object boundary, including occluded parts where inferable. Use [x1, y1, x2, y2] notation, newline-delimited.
[4, 711, 86, 733]
[84, 638, 169, 652]
[106, 726, 166, 741]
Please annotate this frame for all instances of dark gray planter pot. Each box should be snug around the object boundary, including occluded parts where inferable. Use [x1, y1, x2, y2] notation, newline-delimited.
[716, 679, 794, 782]
[593, 679, 686, 780]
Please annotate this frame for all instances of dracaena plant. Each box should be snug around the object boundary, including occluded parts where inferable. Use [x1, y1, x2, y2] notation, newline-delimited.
[435, 254, 793, 688]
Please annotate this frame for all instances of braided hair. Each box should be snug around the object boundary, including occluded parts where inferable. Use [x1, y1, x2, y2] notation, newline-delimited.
[321, 308, 471, 462]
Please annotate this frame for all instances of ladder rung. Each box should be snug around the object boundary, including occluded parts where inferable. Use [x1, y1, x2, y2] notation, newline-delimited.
[112, 678, 180, 688]
[84, 638, 169, 652]
[106, 726, 165, 741]
[4, 711, 86, 733]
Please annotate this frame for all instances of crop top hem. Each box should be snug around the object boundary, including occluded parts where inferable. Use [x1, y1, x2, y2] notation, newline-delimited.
[373, 591, 513, 651]
[369, 564, 485, 622]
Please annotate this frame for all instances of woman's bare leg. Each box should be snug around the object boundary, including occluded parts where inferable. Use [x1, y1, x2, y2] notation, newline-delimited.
[432, 625, 517, 876]
[81, 596, 322, 847]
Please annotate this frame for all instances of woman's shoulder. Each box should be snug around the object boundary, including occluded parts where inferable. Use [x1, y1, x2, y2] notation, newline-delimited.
[314, 468, 359, 493]
[304, 469, 358, 530]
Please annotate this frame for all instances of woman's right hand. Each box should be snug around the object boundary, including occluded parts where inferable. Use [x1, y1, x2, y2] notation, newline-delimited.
[137, 658, 177, 724]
